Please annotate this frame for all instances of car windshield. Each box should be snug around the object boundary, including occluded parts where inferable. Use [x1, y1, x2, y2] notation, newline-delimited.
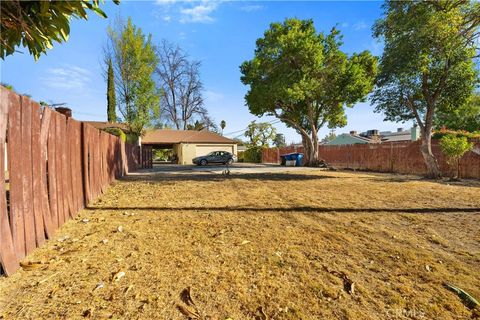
[207, 152, 216, 156]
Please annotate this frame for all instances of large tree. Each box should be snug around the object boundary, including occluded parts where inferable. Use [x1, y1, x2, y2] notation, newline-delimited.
[106, 58, 117, 122]
[1, 0, 118, 60]
[372, 0, 480, 178]
[435, 92, 480, 132]
[240, 18, 377, 166]
[105, 17, 160, 137]
[156, 40, 211, 130]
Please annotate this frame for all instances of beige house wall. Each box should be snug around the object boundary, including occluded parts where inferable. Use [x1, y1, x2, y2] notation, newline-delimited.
[179, 143, 197, 165]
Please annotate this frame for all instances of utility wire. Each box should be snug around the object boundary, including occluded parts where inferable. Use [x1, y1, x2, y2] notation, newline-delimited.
[223, 119, 282, 137]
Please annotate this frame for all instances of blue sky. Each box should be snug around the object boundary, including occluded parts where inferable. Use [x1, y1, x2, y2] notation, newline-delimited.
[0, 0, 413, 143]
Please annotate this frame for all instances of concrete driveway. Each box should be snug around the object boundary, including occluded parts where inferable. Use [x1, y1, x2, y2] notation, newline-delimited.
[130, 162, 309, 176]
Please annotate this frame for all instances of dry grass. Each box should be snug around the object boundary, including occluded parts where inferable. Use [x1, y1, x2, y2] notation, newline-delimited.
[0, 169, 479, 319]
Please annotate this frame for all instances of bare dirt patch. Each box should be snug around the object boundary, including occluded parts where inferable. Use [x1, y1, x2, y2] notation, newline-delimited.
[0, 169, 479, 319]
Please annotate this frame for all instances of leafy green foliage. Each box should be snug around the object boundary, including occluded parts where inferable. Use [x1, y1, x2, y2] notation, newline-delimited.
[372, 1, 480, 178]
[107, 58, 117, 123]
[1, 0, 119, 60]
[240, 18, 376, 165]
[106, 18, 160, 137]
[435, 93, 480, 132]
[102, 127, 126, 142]
[244, 121, 276, 148]
[273, 133, 286, 148]
[243, 147, 263, 163]
[0, 82, 14, 91]
[440, 134, 474, 178]
[321, 131, 337, 144]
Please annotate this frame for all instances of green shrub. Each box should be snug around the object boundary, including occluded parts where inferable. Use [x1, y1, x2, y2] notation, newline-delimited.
[126, 133, 138, 145]
[439, 134, 474, 179]
[243, 147, 263, 163]
[102, 127, 126, 142]
[237, 151, 245, 163]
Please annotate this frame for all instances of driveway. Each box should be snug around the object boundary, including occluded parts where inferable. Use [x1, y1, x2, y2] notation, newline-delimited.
[132, 162, 309, 176]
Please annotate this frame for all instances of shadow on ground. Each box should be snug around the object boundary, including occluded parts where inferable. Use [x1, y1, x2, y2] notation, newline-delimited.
[122, 172, 334, 182]
[86, 205, 480, 214]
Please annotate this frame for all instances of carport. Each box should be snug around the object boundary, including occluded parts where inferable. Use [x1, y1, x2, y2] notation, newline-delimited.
[141, 129, 237, 165]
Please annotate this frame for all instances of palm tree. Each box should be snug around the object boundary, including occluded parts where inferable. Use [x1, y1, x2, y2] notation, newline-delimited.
[220, 120, 226, 135]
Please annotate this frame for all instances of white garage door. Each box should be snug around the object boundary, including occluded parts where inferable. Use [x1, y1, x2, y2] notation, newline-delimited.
[195, 144, 233, 157]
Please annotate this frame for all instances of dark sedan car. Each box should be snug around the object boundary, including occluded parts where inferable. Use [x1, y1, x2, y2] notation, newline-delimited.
[192, 151, 236, 166]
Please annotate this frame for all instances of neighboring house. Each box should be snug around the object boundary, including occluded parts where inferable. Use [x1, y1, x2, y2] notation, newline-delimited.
[141, 129, 237, 165]
[326, 132, 374, 146]
[326, 126, 420, 146]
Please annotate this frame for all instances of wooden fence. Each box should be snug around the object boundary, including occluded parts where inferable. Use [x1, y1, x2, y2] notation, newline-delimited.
[0, 87, 140, 275]
[262, 140, 480, 179]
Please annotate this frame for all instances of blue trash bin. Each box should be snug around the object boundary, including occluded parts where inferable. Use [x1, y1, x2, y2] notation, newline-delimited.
[295, 153, 304, 166]
[281, 153, 304, 166]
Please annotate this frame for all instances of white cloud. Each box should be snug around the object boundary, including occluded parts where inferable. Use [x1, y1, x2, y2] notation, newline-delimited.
[204, 90, 223, 102]
[41, 65, 91, 90]
[240, 4, 263, 12]
[155, 0, 178, 6]
[180, 1, 220, 23]
[353, 21, 368, 31]
[163, 15, 172, 22]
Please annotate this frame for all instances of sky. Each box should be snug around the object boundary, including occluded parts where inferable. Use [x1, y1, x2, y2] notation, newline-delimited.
[0, 0, 414, 144]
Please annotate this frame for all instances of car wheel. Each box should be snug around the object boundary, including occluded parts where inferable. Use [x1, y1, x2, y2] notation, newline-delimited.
[200, 159, 207, 166]
[227, 158, 234, 165]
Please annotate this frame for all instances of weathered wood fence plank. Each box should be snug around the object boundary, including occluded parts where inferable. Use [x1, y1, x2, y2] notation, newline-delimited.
[0, 88, 19, 275]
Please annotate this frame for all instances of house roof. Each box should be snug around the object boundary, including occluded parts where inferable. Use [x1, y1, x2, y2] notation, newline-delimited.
[142, 129, 237, 144]
[382, 132, 411, 142]
[84, 121, 129, 131]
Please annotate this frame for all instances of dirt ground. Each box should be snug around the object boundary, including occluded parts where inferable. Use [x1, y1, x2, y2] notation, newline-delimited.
[0, 169, 479, 320]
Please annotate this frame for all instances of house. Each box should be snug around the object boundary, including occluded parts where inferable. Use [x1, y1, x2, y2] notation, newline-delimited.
[326, 126, 420, 146]
[326, 131, 376, 145]
[141, 129, 238, 165]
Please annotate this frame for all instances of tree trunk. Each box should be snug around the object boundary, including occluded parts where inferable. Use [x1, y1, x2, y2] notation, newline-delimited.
[420, 129, 441, 179]
[301, 133, 317, 167]
[301, 135, 310, 165]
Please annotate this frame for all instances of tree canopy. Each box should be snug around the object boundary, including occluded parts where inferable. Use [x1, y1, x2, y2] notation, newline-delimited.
[240, 18, 377, 165]
[105, 17, 160, 137]
[156, 40, 212, 130]
[372, 0, 480, 177]
[435, 92, 480, 132]
[1, 0, 118, 60]
[244, 121, 277, 148]
[106, 58, 117, 122]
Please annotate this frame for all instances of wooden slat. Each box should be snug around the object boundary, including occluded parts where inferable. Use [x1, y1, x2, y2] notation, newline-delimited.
[47, 111, 59, 229]
[40, 107, 54, 238]
[69, 120, 78, 213]
[21, 97, 36, 255]
[0, 87, 19, 275]
[6, 89, 25, 259]
[55, 112, 65, 226]
[65, 118, 74, 217]
[30, 101, 45, 246]
[81, 123, 90, 205]
[59, 114, 69, 223]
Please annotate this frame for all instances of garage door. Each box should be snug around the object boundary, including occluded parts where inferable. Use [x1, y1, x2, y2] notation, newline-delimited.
[195, 144, 233, 157]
